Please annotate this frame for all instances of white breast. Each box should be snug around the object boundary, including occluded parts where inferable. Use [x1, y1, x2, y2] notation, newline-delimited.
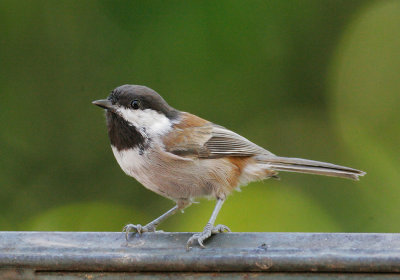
[112, 145, 168, 195]
[112, 146, 146, 177]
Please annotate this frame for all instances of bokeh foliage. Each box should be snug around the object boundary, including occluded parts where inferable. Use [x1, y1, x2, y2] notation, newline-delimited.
[1, 0, 399, 233]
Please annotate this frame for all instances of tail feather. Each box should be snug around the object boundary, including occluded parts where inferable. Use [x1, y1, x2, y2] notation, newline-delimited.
[262, 156, 366, 180]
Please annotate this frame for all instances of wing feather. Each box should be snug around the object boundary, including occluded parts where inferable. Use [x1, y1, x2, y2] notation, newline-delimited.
[163, 113, 273, 158]
[201, 125, 274, 158]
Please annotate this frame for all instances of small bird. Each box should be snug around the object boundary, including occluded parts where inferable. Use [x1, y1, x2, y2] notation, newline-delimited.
[93, 85, 365, 249]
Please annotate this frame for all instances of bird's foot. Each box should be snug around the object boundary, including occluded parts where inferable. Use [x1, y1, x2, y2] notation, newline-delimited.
[123, 223, 158, 240]
[186, 223, 231, 250]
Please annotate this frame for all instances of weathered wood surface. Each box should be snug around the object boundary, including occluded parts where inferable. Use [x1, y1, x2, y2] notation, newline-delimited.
[0, 231, 400, 278]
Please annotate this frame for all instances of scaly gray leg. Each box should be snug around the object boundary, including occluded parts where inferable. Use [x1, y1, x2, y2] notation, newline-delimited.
[124, 205, 179, 240]
[186, 199, 231, 250]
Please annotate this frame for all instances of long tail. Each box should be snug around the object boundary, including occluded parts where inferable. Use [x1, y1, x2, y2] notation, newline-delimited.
[262, 156, 366, 180]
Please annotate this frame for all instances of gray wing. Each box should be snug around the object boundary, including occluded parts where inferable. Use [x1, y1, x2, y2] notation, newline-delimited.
[199, 124, 275, 158]
[164, 122, 274, 158]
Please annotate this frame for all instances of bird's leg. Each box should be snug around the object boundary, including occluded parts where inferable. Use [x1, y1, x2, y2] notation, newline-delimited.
[186, 199, 231, 250]
[124, 205, 179, 240]
[124, 199, 191, 240]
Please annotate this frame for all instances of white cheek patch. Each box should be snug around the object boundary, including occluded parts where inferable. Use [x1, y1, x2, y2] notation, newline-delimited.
[117, 107, 172, 136]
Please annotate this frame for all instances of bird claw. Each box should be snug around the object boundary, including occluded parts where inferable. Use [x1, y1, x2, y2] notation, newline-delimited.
[123, 223, 156, 240]
[186, 223, 231, 250]
[211, 224, 231, 234]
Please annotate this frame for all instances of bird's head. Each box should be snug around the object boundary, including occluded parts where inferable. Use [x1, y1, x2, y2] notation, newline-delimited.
[93, 85, 179, 136]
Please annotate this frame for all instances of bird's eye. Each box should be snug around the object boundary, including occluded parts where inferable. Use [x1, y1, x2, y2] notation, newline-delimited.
[131, 99, 140, 110]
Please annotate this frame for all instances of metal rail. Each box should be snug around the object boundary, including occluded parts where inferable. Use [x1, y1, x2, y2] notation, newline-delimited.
[0, 232, 399, 278]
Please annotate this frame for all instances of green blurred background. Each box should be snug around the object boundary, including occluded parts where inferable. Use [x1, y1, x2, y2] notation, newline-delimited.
[1, 0, 399, 233]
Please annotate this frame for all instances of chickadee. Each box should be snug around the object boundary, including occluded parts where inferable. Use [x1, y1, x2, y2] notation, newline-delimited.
[93, 84, 365, 249]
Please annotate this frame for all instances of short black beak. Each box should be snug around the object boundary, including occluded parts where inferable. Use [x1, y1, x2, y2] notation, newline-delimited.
[92, 99, 115, 111]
